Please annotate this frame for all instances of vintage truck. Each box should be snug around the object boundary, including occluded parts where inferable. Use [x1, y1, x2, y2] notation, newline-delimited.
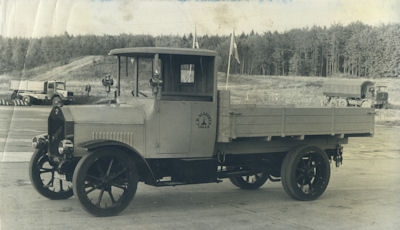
[29, 47, 375, 217]
[10, 80, 73, 105]
[323, 80, 389, 109]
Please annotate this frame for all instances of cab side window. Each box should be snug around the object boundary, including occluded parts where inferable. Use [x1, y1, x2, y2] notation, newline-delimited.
[161, 54, 214, 101]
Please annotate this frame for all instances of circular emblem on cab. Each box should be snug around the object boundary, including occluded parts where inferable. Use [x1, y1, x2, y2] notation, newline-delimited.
[196, 112, 212, 128]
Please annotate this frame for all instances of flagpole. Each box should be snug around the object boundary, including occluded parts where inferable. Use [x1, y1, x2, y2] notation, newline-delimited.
[225, 31, 234, 90]
[192, 24, 196, 49]
[188, 24, 198, 82]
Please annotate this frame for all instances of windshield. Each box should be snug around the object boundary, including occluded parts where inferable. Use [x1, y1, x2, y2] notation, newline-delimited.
[377, 86, 388, 93]
[117, 56, 156, 99]
[113, 52, 214, 102]
[56, 82, 66, 90]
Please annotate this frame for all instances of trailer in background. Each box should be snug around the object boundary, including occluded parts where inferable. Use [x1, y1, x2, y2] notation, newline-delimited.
[10, 80, 73, 105]
[323, 80, 388, 109]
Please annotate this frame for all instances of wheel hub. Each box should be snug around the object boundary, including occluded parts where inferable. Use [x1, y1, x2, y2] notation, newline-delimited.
[100, 176, 112, 188]
[306, 168, 315, 178]
[297, 162, 316, 184]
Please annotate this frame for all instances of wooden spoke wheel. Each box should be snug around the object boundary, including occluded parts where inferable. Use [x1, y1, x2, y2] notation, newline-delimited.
[281, 146, 330, 201]
[29, 149, 73, 200]
[73, 148, 138, 217]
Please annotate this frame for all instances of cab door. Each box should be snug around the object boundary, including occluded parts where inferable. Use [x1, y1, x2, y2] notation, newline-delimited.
[47, 82, 55, 96]
[158, 101, 191, 155]
[158, 100, 216, 157]
[150, 53, 217, 158]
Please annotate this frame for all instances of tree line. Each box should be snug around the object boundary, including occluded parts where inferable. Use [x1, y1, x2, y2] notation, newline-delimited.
[0, 22, 399, 78]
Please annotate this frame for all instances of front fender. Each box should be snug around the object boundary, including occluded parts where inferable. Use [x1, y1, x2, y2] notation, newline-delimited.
[78, 139, 157, 185]
[79, 139, 134, 151]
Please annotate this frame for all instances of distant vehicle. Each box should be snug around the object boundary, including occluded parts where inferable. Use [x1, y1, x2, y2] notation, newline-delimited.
[323, 80, 389, 109]
[30, 47, 374, 217]
[10, 80, 73, 105]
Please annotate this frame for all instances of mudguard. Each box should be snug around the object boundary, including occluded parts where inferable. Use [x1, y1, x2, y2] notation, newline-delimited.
[78, 139, 157, 185]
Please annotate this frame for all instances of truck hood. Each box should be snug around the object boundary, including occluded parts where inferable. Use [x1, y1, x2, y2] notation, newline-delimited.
[60, 99, 154, 125]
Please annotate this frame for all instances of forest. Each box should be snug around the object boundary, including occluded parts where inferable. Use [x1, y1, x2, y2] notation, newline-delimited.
[0, 22, 399, 78]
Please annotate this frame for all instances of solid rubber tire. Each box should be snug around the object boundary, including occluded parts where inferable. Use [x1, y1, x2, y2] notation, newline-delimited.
[72, 148, 138, 217]
[52, 96, 62, 106]
[281, 145, 330, 201]
[29, 149, 73, 200]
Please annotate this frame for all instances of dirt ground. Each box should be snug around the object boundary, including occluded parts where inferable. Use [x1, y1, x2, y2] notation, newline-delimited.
[0, 158, 399, 230]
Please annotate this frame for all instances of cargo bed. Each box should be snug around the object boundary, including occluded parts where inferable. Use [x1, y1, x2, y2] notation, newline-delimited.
[217, 90, 374, 142]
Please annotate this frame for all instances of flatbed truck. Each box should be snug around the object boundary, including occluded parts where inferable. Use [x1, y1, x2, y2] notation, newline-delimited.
[29, 47, 374, 216]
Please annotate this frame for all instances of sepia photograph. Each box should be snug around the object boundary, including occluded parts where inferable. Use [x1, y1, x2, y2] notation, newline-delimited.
[0, 0, 399, 229]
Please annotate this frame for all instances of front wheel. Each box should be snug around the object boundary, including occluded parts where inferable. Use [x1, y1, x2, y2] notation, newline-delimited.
[29, 149, 73, 200]
[281, 145, 330, 201]
[52, 96, 62, 106]
[73, 148, 138, 217]
[361, 100, 372, 108]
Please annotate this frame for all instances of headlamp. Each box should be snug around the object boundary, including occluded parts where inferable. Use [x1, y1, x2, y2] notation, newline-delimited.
[32, 134, 48, 149]
[58, 139, 74, 156]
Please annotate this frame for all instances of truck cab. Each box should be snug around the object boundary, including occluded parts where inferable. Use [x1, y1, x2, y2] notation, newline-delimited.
[44, 80, 73, 105]
[374, 85, 389, 109]
[109, 47, 217, 158]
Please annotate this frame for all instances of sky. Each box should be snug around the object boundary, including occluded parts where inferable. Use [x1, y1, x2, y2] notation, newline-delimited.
[1, 0, 400, 38]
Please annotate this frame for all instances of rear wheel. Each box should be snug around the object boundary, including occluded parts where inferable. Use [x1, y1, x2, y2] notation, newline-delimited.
[281, 145, 330, 201]
[73, 148, 138, 217]
[337, 98, 348, 107]
[29, 149, 73, 200]
[328, 98, 337, 107]
[22, 96, 31, 105]
[229, 170, 269, 190]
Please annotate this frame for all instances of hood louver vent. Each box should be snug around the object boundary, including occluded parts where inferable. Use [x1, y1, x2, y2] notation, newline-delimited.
[92, 131, 134, 146]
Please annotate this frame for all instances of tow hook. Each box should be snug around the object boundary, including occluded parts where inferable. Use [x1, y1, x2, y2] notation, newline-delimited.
[333, 144, 343, 167]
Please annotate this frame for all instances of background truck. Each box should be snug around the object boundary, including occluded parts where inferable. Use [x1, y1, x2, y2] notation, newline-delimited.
[323, 80, 389, 108]
[10, 80, 73, 105]
[29, 47, 374, 217]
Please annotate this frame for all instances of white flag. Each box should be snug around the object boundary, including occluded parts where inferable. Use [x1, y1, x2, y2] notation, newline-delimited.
[229, 31, 240, 64]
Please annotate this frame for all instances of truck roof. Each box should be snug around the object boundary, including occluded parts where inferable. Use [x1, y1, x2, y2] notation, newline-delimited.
[108, 47, 217, 57]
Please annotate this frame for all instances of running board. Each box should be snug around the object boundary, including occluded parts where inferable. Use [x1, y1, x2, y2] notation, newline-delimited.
[155, 179, 222, 187]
